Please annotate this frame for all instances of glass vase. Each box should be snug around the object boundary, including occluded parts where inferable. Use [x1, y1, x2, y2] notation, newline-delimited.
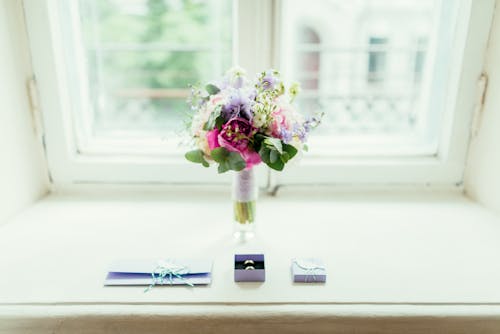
[232, 168, 257, 239]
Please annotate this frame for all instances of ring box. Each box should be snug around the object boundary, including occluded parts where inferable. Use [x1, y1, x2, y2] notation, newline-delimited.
[234, 254, 265, 282]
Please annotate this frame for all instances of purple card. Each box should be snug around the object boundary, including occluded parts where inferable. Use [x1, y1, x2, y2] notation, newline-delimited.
[104, 259, 212, 286]
[291, 258, 326, 283]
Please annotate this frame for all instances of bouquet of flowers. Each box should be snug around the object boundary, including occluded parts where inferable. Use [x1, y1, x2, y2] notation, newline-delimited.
[185, 67, 320, 172]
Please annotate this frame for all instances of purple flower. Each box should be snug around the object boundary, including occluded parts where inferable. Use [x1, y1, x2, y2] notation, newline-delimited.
[226, 67, 248, 89]
[280, 128, 293, 144]
[291, 123, 306, 142]
[222, 90, 254, 121]
[261, 70, 280, 91]
[247, 88, 257, 101]
[304, 121, 312, 133]
[303, 116, 318, 133]
[233, 76, 244, 89]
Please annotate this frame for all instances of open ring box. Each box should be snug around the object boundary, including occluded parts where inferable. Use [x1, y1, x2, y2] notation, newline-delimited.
[234, 254, 265, 282]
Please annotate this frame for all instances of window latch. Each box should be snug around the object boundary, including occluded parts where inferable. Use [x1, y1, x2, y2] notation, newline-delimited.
[26, 76, 44, 140]
[471, 72, 488, 138]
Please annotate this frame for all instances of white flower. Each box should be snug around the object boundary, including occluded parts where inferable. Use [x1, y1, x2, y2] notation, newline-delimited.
[225, 66, 248, 89]
[196, 132, 211, 157]
[226, 66, 247, 78]
[288, 82, 301, 101]
[190, 113, 204, 136]
[253, 112, 266, 128]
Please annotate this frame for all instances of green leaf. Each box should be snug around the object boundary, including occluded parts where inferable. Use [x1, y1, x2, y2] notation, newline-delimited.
[302, 144, 309, 152]
[280, 151, 290, 163]
[258, 146, 284, 171]
[217, 162, 229, 174]
[270, 150, 279, 163]
[203, 106, 222, 131]
[263, 137, 283, 154]
[210, 147, 230, 163]
[211, 147, 246, 173]
[215, 115, 225, 130]
[258, 146, 271, 164]
[227, 152, 246, 171]
[206, 84, 220, 95]
[283, 143, 298, 160]
[268, 158, 285, 171]
[185, 149, 209, 167]
[253, 133, 266, 152]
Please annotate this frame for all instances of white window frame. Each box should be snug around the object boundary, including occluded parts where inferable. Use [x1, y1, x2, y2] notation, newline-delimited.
[23, 0, 494, 187]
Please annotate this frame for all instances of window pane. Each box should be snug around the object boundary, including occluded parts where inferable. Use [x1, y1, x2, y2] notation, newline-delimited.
[70, 0, 233, 142]
[280, 0, 442, 155]
[367, 37, 388, 83]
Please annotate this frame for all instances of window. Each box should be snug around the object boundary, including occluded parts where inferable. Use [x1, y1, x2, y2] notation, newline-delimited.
[294, 26, 321, 121]
[277, 0, 493, 184]
[297, 26, 321, 91]
[413, 37, 428, 83]
[367, 37, 388, 83]
[25, 0, 240, 184]
[64, 0, 233, 151]
[24, 0, 494, 185]
[281, 0, 437, 146]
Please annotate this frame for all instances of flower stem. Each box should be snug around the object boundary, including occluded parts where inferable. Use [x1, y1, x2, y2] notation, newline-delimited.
[234, 200, 256, 224]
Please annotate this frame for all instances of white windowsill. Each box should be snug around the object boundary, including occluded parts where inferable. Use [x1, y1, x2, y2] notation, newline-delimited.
[1, 188, 500, 332]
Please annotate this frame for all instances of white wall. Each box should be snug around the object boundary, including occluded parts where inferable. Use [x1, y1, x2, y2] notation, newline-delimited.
[0, 0, 49, 224]
[465, 2, 500, 212]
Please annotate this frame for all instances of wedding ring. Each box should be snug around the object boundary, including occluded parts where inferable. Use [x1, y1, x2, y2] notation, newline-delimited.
[244, 260, 255, 266]
[244, 265, 255, 270]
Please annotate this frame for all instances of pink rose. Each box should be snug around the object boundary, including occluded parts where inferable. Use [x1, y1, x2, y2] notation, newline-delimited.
[218, 117, 253, 152]
[241, 149, 262, 169]
[210, 95, 223, 105]
[218, 118, 261, 169]
[271, 108, 287, 137]
[206, 129, 220, 150]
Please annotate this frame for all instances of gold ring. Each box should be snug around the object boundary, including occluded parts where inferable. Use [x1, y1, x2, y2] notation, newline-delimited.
[244, 266, 255, 270]
[243, 260, 255, 266]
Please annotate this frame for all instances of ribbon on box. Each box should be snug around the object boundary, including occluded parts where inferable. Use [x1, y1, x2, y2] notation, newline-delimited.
[292, 259, 326, 282]
[144, 260, 194, 292]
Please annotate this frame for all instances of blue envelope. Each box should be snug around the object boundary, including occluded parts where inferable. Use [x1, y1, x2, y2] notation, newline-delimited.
[104, 259, 212, 286]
